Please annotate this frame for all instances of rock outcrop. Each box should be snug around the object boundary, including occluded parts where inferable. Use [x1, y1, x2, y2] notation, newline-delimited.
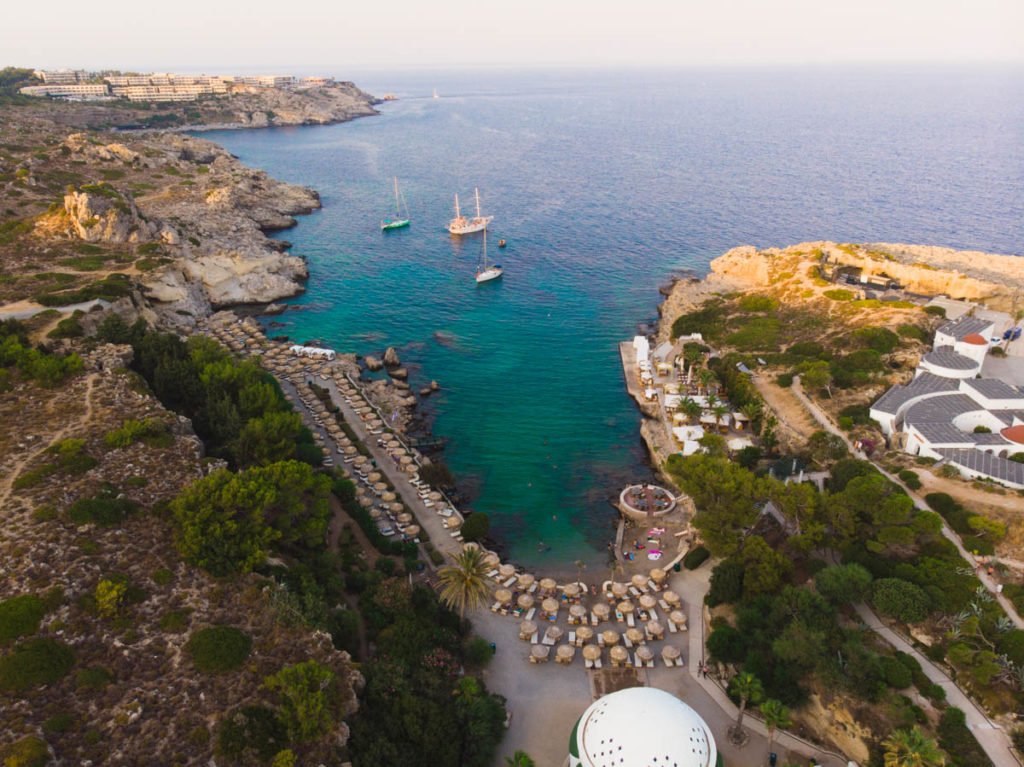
[383, 346, 401, 368]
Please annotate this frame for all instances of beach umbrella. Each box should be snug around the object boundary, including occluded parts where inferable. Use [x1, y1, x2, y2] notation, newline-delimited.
[387, 439, 401, 448]
[617, 600, 635, 615]
[519, 620, 537, 640]
[397, 512, 413, 524]
[650, 567, 667, 583]
[626, 627, 644, 645]
[661, 645, 681, 663]
[445, 517, 461, 529]
[647, 621, 665, 639]
[569, 604, 587, 620]
[556, 644, 575, 663]
[517, 573, 535, 589]
[381, 491, 397, 503]
[392, 446, 407, 456]
[404, 525, 420, 537]
[631, 574, 649, 590]
[389, 503, 404, 514]
[358, 496, 373, 508]
[495, 589, 513, 605]
[601, 630, 619, 646]
[582, 644, 602, 662]
[610, 646, 629, 665]
[369, 508, 382, 519]
[576, 625, 594, 644]
[483, 552, 501, 567]
[463, 542, 480, 552]
[592, 603, 610, 621]
[541, 598, 560, 615]
[517, 594, 534, 610]
[369, 419, 383, 428]
[639, 594, 658, 610]
[663, 590, 681, 606]
[545, 626, 564, 643]
[669, 610, 687, 627]
[367, 471, 382, 482]
[530, 645, 550, 662]
[343, 446, 358, 455]
[539, 577, 557, 594]
[404, 463, 418, 473]
[636, 645, 654, 662]
[563, 583, 580, 598]
[373, 482, 388, 492]
[354, 455, 368, 466]
[611, 582, 628, 599]
[428, 491, 443, 501]
[499, 564, 516, 578]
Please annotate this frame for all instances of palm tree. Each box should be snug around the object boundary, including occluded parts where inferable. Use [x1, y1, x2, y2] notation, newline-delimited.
[741, 401, 762, 431]
[712, 403, 730, 431]
[438, 548, 492, 619]
[882, 728, 945, 767]
[728, 671, 764, 739]
[683, 344, 704, 372]
[759, 699, 792, 761]
[574, 559, 587, 589]
[698, 369, 717, 396]
[505, 752, 536, 767]
[681, 397, 703, 423]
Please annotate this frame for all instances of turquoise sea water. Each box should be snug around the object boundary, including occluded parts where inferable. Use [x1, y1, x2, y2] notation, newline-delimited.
[203, 68, 1024, 569]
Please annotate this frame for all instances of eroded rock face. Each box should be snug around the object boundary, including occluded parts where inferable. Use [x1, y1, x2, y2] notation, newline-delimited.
[64, 188, 155, 243]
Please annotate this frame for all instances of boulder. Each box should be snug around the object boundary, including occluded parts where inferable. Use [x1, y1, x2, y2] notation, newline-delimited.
[389, 367, 408, 380]
[430, 380, 440, 391]
[383, 346, 401, 367]
[364, 356, 384, 371]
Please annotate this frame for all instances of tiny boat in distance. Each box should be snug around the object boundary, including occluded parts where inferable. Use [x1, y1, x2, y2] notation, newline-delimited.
[449, 187, 493, 235]
[475, 230, 503, 284]
[380, 177, 410, 231]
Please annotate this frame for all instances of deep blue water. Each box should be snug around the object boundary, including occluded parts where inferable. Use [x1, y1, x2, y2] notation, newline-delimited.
[203, 67, 1024, 568]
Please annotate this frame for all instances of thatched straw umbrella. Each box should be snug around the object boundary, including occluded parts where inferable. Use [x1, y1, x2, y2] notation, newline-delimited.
[576, 625, 594, 645]
[343, 445, 358, 455]
[639, 594, 658, 611]
[499, 564, 516, 579]
[611, 582, 628, 599]
[556, 644, 575, 664]
[381, 491, 397, 503]
[617, 600, 635, 615]
[530, 645, 550, 663]
[354, 455, 369, 466]
[545, 626, 564, 643]
[669, 609, 687, 628]
[428, 491, 443, 502]
[373, 482, 388, 493]
[610, 645, 629, 666]
[358, 496, 373, 508]
[463, 542, 480, 553]
[647, 621, 665, 640]
[592, 603, 610, 622]
[397, 512, 413, 524]
[389, 503, 404, 514]
[636, 645, 654, 663]
[625, 627, 645, 646]
[483, 552, 501, 568]
[569, 604, 587, 621]
[663, 590, 681, 607]
[541, 598, 560, 617]
[539, 577, 557, 596]
[601, 630, 619, 646]
[661, 645, 681, 664]
[517, 573, 535, 590]
[517, 594, 535, 610]
[367, 471, 382, 483]
[650, 567, 667, 584]
[404, 463, 418, 474]
[369, 508, 382, 519]
[582, 644, 601, 663]
[563, 583, 581, 599]
[495, 589, 513, 605]
[519, 620, 537, 640]
[631, 573, 649, 590]
[404, 525, 420, 537]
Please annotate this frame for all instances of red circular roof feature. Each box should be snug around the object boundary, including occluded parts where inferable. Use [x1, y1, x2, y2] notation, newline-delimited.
[1002, 425, 1024, 445]
[962, 333, 988, 346]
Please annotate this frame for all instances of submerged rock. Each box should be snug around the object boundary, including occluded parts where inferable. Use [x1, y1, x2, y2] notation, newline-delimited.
[364, 356, 383, 371]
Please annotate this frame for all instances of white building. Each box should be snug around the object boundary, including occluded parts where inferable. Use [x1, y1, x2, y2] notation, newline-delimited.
[568, 687, 717, 767]
[34, 69, 85, 84]
[20, 83, 112, 101]
[289, 345, 336, 361]
[870, 315, 1024, 489]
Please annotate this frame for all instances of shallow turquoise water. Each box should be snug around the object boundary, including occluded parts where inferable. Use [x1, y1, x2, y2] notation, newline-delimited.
[203, 68, 1023, 568]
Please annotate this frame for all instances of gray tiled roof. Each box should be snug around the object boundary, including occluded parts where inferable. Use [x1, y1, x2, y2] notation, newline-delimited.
[911, 423, 974, 444]
[937, 315, 994, 340]
[871, 372, 960, 415]
[904, 393, 982, 425]
[973, 431, 1014, 445]
[961, 378, 1024, 401]
[921, 347, 979, 371]
[937, 449, 1024, 486]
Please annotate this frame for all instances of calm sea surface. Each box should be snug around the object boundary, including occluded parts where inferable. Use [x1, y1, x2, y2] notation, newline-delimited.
[203, 68, 1024, 569]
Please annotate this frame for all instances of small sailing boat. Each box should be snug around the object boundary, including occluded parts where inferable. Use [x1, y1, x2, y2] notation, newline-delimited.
[475, 230, 503, 284]
[380, 177, 410, 231]
[449, 187, 493, 235]
[432, 88, 439, 99]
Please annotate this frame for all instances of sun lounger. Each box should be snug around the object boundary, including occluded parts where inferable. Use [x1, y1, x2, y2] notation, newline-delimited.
[591, 615, 598, 626]
[629, 586, 641, 597]
[623, 636, 633, 649]
[634, 654, 642, 668]
[594, 659, 602, 669]
[648, 609, 659, 622]
[645, 658, 655, 668]
[597, 635, 605, 647]
[658, 599, 671, 611]
[668, 621, 678, 634]
[542, 635, 555, 646]
[486, 569, 499, 579]
[569, 631, 576, 645]
[530, 633, 538, 645]
[626, 613, 636, 628]
[528, 583, 538, 594]
[503, 577, 517, 588]
[585, 658, 594, 669]
[491, 602, 500, 612]
[525, 608, 535, 621]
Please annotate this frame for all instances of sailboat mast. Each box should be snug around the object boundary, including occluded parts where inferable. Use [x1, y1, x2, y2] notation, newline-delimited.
[475, 187, 481, 219]
[393, 177, 400, 216]
[454, 193, 461, 219]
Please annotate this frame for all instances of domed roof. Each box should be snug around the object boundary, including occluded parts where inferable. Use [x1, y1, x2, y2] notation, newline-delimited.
[570, 687, 716, 767]
[962, 333, 989, 346]
[1002, 425, 1024, 445]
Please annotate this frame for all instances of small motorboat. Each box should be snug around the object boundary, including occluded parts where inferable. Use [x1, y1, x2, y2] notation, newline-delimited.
[498, 239, 507, 248]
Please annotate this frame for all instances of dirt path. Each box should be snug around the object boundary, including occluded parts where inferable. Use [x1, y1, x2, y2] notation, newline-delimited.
[915, 469, 1024, 514]
[752, 375, 819, 448]
[0, 373, 96, 511]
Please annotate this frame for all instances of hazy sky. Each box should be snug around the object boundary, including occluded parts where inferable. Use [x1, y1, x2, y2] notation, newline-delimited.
[5, 0, 1023, 72]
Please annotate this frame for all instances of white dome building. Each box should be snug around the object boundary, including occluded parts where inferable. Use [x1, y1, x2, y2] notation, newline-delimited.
[568, 687, 719, 767]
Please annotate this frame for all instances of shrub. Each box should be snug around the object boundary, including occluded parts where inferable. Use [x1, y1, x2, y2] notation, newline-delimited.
[726, 317, 780, 351]
[0, 637, 75, 693]
[1009, 452, 1024, 464]
[185, 626, 252, 674]
[0, 736, 49, 767]
[824, 289, 854, 301]
[706, 558, 744, 606]
[879, 656, 913, 689]
[938, 707, 990, 767]
[924, 305, 946, 317]
[871, 578, 930, 623]
[898, 324, 929, 342]
[938, 463, 960, 479]
[42, 712, 75, 734]
[738, 294, 779, 312]
[75, 665, 114, 691]
[464, 636, 494, 667]
[461, 512, 490, 543]
[159, 609, 190, 633]
[853, 327, 899, 354]
[707, 624, 745, 663]
[216, 706, 287, 762]
[67, 493, 138, 526]
[776, 372, 794, 388]
[0, 595, 47, 645]
[814, 563, 873, 604]
[788, 341, 825, 358]
[47, 315, 84, 339]
[683, 546, 711, 570]
[898, 469, 922, 490]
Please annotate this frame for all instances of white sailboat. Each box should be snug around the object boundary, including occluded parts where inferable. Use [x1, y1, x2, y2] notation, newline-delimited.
[475, 229, 503, 284]
[432, 88, 439, 99]
[448, 187, 493, 235]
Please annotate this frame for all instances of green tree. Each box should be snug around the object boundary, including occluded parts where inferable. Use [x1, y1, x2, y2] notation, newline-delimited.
[234, 411, 304, 467]
[680, 397, 703, 423]
[728, 671, 764, 738]
[882, 727, 945, 767]
[872, 578, 931, 624]
[799, 360, 833, 397]
[271, 750, 296, 767]
[94, 579, 127, 618]
[264, 660, 339, 744]
[738, 536, 790, 597]
[437, 548, 492, 619]
[461, 513, 490, 543]
[806, 430, 848, 465]
[760, 699, 792, 759]
[815, 564, 873, 605]
[768, 480, 826, 551]
[505, 751, 536, 767]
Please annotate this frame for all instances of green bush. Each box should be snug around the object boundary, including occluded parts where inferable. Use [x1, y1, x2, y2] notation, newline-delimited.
[738, 294, 779, 312]
[898, 469, 922, 490]
[185, 626, 252, 673]
[683, 546, 711, 570]
[0, 594, 47, 645]
[0, 637, 75, 693]
[159, 609, 190, 633]
[937, 707, 990, 767]
[75, 665, 114, 691]
[0, 736, 49, 767]
[788, 341, 826, 358]
[879, 656, 913, 689]
[853, 327, 899, 354]
[464, 636, 494, 667]
[47, 315, 84, 339]
[67, 493, 138, 526]
[706, 558, 744, 606]
[216, 706, 287, 762]
[726, 317, 780, 351]
[871, 578, 930, 623]
[42, 712, 75, 734]
[707, 624, 745, 663]
[776, 372, 794, 388]
[461, 512, 490, 542]
[824, 289, 854, 301]
[898, 324, 929, 342]
[924, 305, 946, 317]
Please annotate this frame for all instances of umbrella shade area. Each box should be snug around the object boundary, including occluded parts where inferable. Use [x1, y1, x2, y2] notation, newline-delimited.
[569, 604, 587, 619]
[661, 645, 681, 661]
[631, 574, 650, 589]
[367, 472, 382, 482]
[518, 573, 536, 589]
[517, 594, 535, 610]
[610, 646, 629, 664]
[389, 503, 405, 513]
[540, 577, 557, 594]
[381, 492, 397, 502]
[545, 626, 564, 642]
[647, 621, 665, 638]
[369, 508, 382, 519]
[625, 628, 644, 644]
[397, 512, 413, 524]
[428, 491, 443, 501]
[669, 610, 687, 626]
[541, 598, 560, 615]
[601, 630, 619, 646]
[373, 482, 388, 492]
[592, 603, 610, 620]
[354, 456, 369, 465]
[556, 644, 575, 662]
[576, 626, 594, 643]
[499, 564, 516, 578]
[663, 590, 681, 606]
[484, 552, 501, 567]
[563, 583, 581, 598]
[611, 582, 628, 598]
[519, 621, 537, 639]
[444, 516, 461, 529]
[358, 497, 373, 508]
[582, 644, 602, 661]
[344, 446, 358, 455]
[617, 600, 635, 614]
[636, 645, 654, 662]
[404, 525, 420, 537]
[495, 589, 513, 605]
[639, 594, 657, 610]
[530, 645, 550, 661]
